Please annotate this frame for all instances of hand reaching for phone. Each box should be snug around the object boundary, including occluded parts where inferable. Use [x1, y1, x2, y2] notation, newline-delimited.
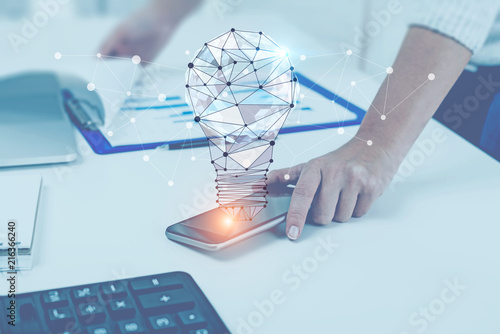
[267, 26, 472, 241]
[267, 138, 399, 240]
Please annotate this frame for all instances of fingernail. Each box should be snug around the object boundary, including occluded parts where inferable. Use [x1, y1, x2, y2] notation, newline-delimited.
[287, 225, 299, 240]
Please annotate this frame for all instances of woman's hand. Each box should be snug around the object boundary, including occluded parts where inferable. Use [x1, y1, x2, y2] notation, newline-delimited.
[268, 27, 472, 241]
[100, 0, 201, 62]
[267, 138, 399, 240]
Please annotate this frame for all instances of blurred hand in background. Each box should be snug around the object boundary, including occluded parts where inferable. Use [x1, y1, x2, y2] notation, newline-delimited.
[100, 0, 201, 62]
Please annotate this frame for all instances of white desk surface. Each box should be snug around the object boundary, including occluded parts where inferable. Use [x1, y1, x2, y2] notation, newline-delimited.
[1, 16, 500, 334]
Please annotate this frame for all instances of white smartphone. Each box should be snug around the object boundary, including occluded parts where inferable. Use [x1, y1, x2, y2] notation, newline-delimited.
[165, 196, 291, 251]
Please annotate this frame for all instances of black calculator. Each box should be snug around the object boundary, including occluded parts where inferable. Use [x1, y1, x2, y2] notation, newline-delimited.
[0, 271, 229, 334]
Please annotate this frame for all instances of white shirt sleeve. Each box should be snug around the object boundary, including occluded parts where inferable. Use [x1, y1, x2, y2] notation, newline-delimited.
[411, 0, 500, 54]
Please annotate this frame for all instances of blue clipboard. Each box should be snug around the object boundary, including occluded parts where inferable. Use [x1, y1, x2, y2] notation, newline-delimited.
[63, 72, 365, 154]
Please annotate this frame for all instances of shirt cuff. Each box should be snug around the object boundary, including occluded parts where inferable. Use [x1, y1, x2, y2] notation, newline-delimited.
[411, 0, 499, 54]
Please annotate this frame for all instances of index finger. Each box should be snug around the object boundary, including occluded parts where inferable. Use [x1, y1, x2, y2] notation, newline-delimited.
[265, 164, 305, 196]
[286, 162, 321, 240]
[267, 163, 305, 185]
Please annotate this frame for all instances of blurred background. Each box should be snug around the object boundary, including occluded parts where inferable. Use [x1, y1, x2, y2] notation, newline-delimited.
[0, 0, 417, 78]
[0, 0, 147, 17]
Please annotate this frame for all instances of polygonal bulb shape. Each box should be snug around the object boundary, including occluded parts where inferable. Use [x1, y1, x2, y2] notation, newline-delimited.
[185, 29, 298, 221]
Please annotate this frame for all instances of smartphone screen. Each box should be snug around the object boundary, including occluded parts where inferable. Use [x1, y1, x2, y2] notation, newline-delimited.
[167, 196, 291, 245]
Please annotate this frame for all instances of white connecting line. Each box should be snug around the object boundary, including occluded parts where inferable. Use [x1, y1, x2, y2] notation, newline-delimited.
[55, 49, 433, 187]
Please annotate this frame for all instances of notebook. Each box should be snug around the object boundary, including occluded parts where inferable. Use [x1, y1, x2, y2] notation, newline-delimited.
[0, 174, 42, 271]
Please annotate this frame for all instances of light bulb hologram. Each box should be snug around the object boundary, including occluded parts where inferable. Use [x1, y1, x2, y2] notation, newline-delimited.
[186, 29, 298, 221]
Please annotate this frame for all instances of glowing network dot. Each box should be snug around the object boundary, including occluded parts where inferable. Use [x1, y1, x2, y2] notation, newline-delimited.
[346, 49, 353, 56]
[143, 155, 150, 162]
[300, 94, 305, 99]
[185, 50, 190, 55]
[386, 67, 393, 74]
[54, 52, 62, 60]
[296, 120, 300, 124]
[107, 131, 114, 137]
[130, 118, 136, 123]
[300, 55, 307, 61]
[367, 140, 373, 146]
[158, 93, 166, 102]
[87, 83, 95, 91]
[337, 127, 345, 135]
[132, 55, 141, 64]
[97, 53, 102, 58]
[186, 122, 193, 129]
[168, 180, 174, 187]
[350, 81, 356, 86]
[284, 174, 290, 180]
[381, 115, 387, 120]
[428, 73, 435, 81]
[191, 156, 196, 161]
[278, 49, 289, 58]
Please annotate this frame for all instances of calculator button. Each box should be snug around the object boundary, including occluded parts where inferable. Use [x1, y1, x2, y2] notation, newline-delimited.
[189, 330, 210, 334]
[177, 309, 207, 329]
[13, 297, 43, 333]
[129, 276, 183, 295]
[77, 302, 106, 325]
[20, 303, 37, 321]
[116, 319, 146, 333]
[41, 290, 69, 308]
[108, 297, 136, 320]
[87, 325, 112, 334]
[148, 314, 178, 333]
[72, 286, 98, 303]
[45, 307, 75, 331]
[57, 323, 85, 334]
[137, 290, 194, 315]
[100, 282, 128, 299]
